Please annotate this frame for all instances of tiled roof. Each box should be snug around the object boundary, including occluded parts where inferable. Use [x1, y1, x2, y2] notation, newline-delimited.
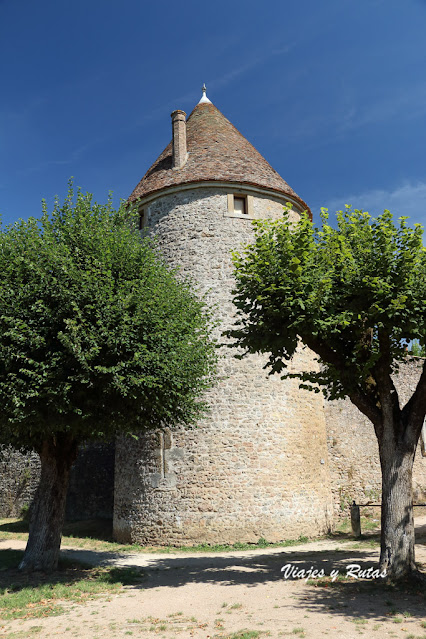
[129, 101, 309, 211]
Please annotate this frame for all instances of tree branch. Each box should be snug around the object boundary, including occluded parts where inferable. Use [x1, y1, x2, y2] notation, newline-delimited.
[372, 330, 401, 441]
[402, 358, 426, 447]
[302, 334, 382, 428]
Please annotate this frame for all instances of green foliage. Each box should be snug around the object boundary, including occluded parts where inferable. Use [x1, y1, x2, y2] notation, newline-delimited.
[19, 505, 30, 522]
[409, 339, 426, 357]
[229, 206, 426, 402]
[0, 183, 217, 451]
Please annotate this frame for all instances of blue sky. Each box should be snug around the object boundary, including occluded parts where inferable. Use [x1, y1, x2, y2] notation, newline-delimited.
[1, 0, 426, 227]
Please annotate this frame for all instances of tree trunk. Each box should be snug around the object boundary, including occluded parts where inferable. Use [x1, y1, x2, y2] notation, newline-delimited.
[19, 434, 78, 573]
[379, 433, 416, 580]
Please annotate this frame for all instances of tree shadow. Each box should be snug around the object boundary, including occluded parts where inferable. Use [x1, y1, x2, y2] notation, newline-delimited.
[292, 577, 425, 622]
[62, 544, 421, 583]
[2, 543, 425, 623]
[0, 518, 113, 541]
[0, 520, 28, 533]
[0, 549, 144, 594]
[62, 518, 113, 541]
[58, 544, 426, 621]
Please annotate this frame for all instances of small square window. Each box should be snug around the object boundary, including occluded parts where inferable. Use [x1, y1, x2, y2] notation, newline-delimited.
[226, 193, 254, 218]
[234, 196, 247, 215]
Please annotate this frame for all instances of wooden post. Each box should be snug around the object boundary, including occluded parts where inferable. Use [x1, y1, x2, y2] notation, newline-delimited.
[350, 500, 361, 537]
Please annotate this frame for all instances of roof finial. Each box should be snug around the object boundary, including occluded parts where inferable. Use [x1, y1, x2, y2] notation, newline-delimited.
[198, 83, 212, 104]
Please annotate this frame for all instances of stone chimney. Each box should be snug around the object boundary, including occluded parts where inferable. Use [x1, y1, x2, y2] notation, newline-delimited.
[171, 110, 188, 169]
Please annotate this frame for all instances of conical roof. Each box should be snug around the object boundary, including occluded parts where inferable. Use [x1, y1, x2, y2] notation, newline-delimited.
[129, 100, 309, 211]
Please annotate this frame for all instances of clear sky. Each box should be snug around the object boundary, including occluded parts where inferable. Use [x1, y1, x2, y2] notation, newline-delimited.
[1, 0, 426, 227]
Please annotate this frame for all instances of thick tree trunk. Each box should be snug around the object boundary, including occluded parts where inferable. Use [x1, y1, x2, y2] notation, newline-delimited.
[379, 435, 416, 580]
[19, 435, 78, 573]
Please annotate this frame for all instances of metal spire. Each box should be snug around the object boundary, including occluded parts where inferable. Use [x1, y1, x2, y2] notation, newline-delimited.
[198, 83, 212, 104]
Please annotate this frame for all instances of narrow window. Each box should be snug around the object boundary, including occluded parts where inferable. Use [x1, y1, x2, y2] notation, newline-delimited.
[158, 431, 166, 478]
[139, 209, 145, 230]
[234, 196, 247, 215]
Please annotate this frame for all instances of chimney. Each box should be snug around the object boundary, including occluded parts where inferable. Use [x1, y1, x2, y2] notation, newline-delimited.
[171, 110, 188, 169]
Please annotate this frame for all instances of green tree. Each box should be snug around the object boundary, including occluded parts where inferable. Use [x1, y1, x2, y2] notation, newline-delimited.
[409, 339, 426, 357]
[0, 185, 217, 572]
[229, 206, 426, 581]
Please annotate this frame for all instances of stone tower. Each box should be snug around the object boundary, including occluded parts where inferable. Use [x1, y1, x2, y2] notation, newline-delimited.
[113, 88, 333, 545]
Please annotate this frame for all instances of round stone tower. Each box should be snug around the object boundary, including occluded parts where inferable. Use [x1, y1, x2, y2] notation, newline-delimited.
[113, 88, 333, 545]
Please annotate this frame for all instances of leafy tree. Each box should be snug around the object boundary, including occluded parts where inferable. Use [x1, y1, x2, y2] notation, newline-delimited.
[0, 185, 217, 572]
[409, 339, 426, 357]
[229, 206, 426, 581]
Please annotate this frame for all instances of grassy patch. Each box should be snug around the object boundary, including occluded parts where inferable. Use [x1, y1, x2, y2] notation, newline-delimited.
[125, 615, 207, 634]
[0, 628, 43, 639]
[0, 549, 143, 621]
[223, 632, 263, 639]
[139, 535, 310, 554]
[348, 538, 380, 550]
[336, 515, 380, 534]
[0, 518, 314, 554]
[362, 518, 380, 532]
[0, 549, 24, 571]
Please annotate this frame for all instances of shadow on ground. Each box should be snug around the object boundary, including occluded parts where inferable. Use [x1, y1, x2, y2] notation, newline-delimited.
[292, 577, 426, 623]
[0, 548, 144, 595]
[2, 544, 425, 625]
[0, 518, 113, 541]
[2, 517, 426, 627]
[58, 545, 426, 621]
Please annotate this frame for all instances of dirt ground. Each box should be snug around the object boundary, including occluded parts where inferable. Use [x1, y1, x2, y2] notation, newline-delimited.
[1, 520, 426, 639]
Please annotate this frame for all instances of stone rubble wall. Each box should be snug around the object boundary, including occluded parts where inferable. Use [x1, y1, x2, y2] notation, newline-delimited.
[114, 187, 334, 545]
[0, 447, 40, 518]
[0, 442, 115, 521]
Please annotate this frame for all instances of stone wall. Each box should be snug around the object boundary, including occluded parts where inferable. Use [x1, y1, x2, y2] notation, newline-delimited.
[325, 359, 426, 518]
[0, 447, 41, 518]
[3, 184, 423, 541]
[0, 442, 115, 520]
[114, 186, 333, 545]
